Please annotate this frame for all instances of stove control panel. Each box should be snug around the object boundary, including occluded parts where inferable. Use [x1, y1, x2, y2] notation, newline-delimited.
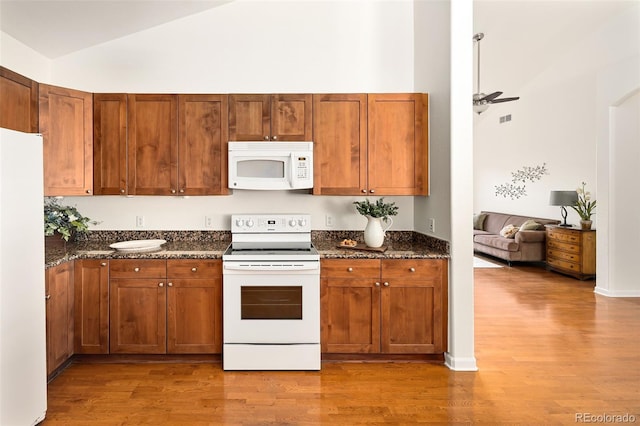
[231, 214, 312, 233]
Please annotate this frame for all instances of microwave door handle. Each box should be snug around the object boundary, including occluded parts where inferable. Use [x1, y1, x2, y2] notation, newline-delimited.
[289, 152, 295, 188]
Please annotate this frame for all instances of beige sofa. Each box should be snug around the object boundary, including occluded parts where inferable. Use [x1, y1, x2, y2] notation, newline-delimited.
[473, 211, 560, 265]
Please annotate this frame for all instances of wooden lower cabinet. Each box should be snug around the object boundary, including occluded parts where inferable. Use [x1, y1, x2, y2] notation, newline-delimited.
[109, 259, 221, 354]
[320, 258, 447, 354]
[74, 260, 110, 354]
[166, 260, 222, 354]
[46, 262, 74, 376]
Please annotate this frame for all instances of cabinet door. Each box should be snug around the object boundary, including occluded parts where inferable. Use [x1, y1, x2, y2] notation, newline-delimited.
[380, 259, 447, 354]
[109, 279, 167, 354]
[46, 262, 74, 376]
[178, 94, 229, 195]
[228, 94, 270, 141]
[367, 93, 428, 196]
[0, 66, 38, 132]
[271, 94, 312, 141]
[167, 278, 221, 353]
[93, 93, 128, 195]
[320, 259, 381, 353]
[39, 84, 93, 196]
[74, 259, 109, 354]
[312, 94, 367, 195]
[127, 94, 178, 195]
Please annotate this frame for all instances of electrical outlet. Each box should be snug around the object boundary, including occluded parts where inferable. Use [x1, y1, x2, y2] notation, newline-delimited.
[205, 215, 213, 228]
[136, 215, 145, 228]
[325, 214, 334, 227]
[428, 218, 435, 233]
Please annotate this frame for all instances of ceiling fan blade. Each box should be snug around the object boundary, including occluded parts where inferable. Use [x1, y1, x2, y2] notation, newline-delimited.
[490, 96, 520, 104]
[480, 91, 502, 102]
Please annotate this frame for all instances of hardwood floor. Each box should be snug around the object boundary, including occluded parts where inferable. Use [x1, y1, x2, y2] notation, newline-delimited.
[43, 265, 640, 425]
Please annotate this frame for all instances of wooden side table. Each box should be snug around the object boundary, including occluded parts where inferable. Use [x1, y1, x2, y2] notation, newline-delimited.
[546, 226, 596, 280]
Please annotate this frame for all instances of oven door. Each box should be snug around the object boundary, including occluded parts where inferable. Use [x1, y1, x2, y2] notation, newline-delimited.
[223, 264, 320, 344]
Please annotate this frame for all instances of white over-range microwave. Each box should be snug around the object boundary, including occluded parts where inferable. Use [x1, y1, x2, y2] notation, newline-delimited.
[228, 141, 314, 190]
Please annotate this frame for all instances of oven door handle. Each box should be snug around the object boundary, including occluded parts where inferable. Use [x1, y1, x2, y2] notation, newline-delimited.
[223, 263, 319, 271]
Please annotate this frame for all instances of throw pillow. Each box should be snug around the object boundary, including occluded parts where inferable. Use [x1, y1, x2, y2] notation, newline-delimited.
[473, 213, 487, 230]
[519, 219, 541, 231]
[499, 224, 518, 239]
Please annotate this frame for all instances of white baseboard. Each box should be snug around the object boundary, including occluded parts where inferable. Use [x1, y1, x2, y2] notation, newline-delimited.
[444, 352, 478, 371]
[594, 286, 640, 297]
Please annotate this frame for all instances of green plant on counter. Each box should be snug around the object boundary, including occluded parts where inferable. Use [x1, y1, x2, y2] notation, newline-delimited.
[353, 197, 399, 223]
[44, 198, 97, 241]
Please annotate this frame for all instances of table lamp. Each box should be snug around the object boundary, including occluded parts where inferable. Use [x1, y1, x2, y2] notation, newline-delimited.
[549, 190, 578, 227]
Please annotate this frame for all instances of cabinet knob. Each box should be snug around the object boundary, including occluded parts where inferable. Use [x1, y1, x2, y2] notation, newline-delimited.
[120, 189, 125, 194]
[409, 267, 415, 272]
[272, 135, 278, 140]
[347, 267, 353, 272]
[361, 189, 367, 193]
[191, 267, 197, 272]
[171, 189, 176, 194]
[168, 282, 173, 287]
[383, 282, 389, 287]
[159, 282, 164, 287]
[134, 267, 140, 272]
[264, 135, 270, 141]
[101, 262, 107, 267]
[375, 282, 380, 287]
[85, 189, 91, 194]
[179, 189, 185, 193]
[45, 294, 51, 300]
[369, 189, 375, 193]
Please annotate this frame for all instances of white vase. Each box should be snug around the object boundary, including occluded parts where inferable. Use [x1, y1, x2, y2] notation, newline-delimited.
[363, 216, 393, 248]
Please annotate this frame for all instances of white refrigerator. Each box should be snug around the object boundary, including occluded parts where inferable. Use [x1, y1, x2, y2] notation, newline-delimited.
[0, 128, 47, 425]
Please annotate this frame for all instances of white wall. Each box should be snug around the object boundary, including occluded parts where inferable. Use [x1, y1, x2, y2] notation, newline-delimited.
[3, 1, 421, 231]
[474, 4, 639, 225]
[0, 31, 50, 82]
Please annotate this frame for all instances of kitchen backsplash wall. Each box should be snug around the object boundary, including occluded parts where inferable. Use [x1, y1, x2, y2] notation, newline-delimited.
[63, 192, 414, 231]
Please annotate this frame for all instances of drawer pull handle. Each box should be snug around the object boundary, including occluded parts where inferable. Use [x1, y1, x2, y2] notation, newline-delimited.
[383, 282, 389, 287]
[409, 267, 416, 272]
[375, 282, 380, 287]
[134, 267, 140, 272]
[168, 282, 173, 287]
[347, 267, 353, 272]
[101, 262, 107, 267]
[159, 282, 164, 287]
[191, 267, 197, 272]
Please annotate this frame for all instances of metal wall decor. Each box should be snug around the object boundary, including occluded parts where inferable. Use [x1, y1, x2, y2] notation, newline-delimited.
[495, 163, 548, 200]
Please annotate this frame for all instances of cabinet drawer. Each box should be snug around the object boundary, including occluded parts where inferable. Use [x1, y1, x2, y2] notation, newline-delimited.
[167, 259, 221, 278]
[320, 259, 380, 278]
[547, 239, 580, 253]
[548, 229, 580, 244]
[547, 249, 579, 263]
[381, 259, 444, 280]
[109, 259, 166, 278]
[547, 257, 582, 273]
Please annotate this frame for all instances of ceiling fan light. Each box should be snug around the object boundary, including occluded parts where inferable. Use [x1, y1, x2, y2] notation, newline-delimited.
[474, 103, 489, 114]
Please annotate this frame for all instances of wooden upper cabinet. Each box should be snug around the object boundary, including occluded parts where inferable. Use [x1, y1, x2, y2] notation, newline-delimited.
[178, 94, 229, 195]
[367, 93, 429, 196]
[93, 94, 128, 195]
[313, 94, 367, 195]
[229, 94, 312, 141]
[39, 84, 93, 196]
[0, 66, 38, 132]
[127, 94, 178, 195]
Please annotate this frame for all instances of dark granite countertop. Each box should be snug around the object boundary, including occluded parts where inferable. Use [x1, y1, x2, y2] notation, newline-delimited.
[45, 230, 449, 269]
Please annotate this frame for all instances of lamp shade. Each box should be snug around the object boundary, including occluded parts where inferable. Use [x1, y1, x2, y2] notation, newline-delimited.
[549, 191, 578, 206]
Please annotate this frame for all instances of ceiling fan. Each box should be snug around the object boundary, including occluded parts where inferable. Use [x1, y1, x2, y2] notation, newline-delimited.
[473, 33, 519, 114]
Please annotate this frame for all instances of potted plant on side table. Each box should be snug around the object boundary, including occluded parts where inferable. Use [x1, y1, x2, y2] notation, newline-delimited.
[353, 197, 399, 248]
[571, 182, 596, 230]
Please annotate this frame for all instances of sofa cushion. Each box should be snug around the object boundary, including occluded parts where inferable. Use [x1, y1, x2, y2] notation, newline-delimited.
[474, 234, 520, 252]
[515, 230, 546, 243]
[500, 224, 519, 238]
[519, 219, 542, 231]
[473, 213, 488, 230]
